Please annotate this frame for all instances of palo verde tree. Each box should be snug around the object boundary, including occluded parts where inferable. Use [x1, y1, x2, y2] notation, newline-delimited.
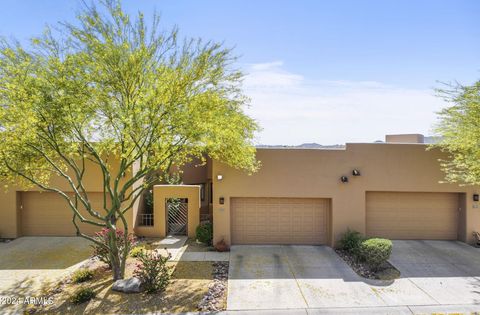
[0, 0, 258, 280]
[433, 80, 480, 185]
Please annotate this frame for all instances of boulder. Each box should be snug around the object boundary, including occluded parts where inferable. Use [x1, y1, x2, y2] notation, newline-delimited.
[112, 277, 143, 293]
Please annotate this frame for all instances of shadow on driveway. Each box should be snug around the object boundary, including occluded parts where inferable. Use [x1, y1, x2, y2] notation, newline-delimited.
[0, 236, 91, 270]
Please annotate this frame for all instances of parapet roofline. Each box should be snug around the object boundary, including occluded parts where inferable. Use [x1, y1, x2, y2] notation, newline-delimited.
[255, 142, 431, 151]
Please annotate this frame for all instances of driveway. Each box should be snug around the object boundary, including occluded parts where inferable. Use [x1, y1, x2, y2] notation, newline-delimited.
[227, 242, 480, 312]
[389, 240, 480, 304]
[0, 236, 91, 312]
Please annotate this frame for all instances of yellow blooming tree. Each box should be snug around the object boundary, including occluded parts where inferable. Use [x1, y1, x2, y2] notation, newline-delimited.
[434, 81, 480, 185]
[0, 0, 258, 280]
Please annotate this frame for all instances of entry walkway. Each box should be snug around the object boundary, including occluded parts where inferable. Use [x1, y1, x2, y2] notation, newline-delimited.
[153, 235, 229, 261]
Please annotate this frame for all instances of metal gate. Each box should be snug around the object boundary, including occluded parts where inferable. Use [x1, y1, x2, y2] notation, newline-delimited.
[166, 198, 188, 235]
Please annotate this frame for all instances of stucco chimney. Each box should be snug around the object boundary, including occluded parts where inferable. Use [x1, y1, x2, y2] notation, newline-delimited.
[385, 134, 425, 144]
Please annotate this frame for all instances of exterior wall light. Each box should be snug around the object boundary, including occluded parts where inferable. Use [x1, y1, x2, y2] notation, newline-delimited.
[352, 169, 361, 176]
[474, 194, 479, 202]
[340, 176, 349, 183]
[217, 174, 223, 181]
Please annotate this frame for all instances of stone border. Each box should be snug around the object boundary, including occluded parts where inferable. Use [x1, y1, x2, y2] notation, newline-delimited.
[198, 261, 228, 312]
[335, 249, 400, 280]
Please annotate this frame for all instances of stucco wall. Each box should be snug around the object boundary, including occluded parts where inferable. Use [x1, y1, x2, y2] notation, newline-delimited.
[212, 143, 479, 246]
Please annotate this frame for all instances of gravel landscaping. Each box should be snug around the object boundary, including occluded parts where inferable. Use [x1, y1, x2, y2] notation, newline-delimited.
[23, 236, 230, 314]
[335, 249, 400, 280]
[31, 258, 219, 314]
[198, 261, 229, 312]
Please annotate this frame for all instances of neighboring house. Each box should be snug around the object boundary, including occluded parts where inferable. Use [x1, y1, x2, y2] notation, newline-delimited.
[0, 134, 478, 247]
[0, 156, 135, 238]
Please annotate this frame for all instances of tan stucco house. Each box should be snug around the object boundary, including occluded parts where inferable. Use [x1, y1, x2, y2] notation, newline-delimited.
[1, 134, 479, 247]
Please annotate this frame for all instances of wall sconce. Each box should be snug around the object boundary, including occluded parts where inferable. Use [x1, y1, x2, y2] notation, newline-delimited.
[474, 194, 479, 202]
[216, 174, 223, 181]
[352, 169, 361, 176]
[340, 176, 349, 183]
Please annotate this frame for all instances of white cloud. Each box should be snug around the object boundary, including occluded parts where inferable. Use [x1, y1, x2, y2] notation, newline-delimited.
[244, 61, 303, 88]
[242, 61, 448, 145]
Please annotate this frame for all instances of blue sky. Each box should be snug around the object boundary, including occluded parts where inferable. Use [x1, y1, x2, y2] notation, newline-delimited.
[1, 0, 479, 145]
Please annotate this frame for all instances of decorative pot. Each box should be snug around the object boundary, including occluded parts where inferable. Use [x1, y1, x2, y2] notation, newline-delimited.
[215, 239, 229, 252]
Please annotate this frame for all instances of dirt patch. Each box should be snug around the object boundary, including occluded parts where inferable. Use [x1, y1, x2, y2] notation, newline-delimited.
[33, 258, 222, 314]
[335, 249, 400, 280]
[184, 238, 213, 252]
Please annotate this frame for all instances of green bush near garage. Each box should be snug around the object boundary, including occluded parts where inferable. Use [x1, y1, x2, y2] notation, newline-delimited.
[359, 238, 393, 271]
[196, 222, 213, 245]
[339, 228, 364, 256]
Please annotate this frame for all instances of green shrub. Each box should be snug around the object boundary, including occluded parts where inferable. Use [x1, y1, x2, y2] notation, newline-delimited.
[360, 238, 392, 271]
[134, 250, 172, 293]
[339, 229, 363, 255]
[70, 287, 96, 304]
[71, 268, 94, 283]
[196, 223, 213, 245]
[130, 245, 146, 258]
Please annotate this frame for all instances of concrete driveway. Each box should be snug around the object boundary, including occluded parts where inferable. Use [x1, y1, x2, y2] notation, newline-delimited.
[390, 240, 480, 305]
[0, 237, 91, 299]
[227, 242, 480, 313]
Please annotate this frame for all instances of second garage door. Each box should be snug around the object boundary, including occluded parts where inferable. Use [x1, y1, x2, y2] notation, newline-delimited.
[21, 191, 107, 236]
[231, 197, 330, 245]
[366, 192, 459, 240]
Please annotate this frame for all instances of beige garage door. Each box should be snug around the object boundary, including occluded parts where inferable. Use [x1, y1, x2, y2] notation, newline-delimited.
[21, 192, 106, 236]
[231, 197, 329, 245]
[366, 192, 459, 240]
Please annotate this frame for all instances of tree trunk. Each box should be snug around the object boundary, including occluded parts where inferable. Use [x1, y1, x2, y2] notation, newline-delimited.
[109, 228, 126, 281]
[111, 255, 124, 280]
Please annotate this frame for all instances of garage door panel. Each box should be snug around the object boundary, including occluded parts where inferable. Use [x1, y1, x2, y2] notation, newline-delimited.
[21, 192, 109, 236]
[231, 197, 329, 245]
[366, 192, 458, 240]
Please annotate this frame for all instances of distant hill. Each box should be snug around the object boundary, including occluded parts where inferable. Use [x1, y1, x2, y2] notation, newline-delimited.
[257, 137, 441, 148]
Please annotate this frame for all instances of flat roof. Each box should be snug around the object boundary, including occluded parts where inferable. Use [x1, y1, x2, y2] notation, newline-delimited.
[255, 142, 429, 150]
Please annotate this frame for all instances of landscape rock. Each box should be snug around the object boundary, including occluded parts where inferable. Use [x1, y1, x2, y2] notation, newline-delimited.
[198, 261, 229, 312]
[79, 257, 97, 269]
[112, 277, 143, 293]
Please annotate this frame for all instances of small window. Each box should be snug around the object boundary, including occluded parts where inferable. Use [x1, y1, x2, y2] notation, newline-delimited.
[138, 213, 154, 226]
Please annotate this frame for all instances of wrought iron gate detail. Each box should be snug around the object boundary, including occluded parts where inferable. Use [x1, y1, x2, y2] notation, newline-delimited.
[166, 198, 188, 235]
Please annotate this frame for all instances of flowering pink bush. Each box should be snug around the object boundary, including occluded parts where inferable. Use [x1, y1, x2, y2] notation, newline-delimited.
[134, 250, 172, 293]
[91, 228, 136, 268]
